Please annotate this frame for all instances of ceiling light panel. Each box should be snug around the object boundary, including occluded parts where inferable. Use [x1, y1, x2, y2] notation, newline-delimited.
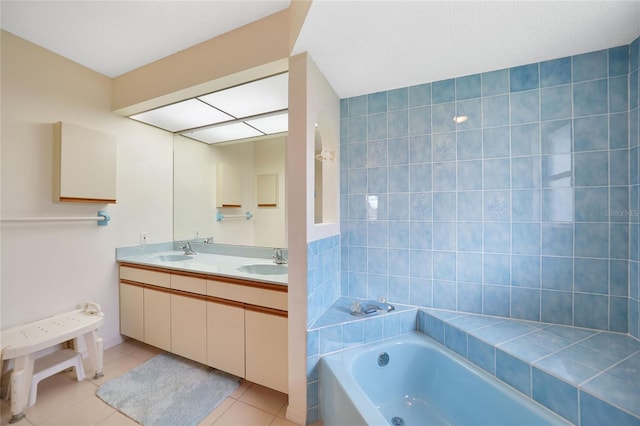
[245, 112, 288, 134]
[130, 99, 233, 132]
[184, 122, 263, 144]
[198, 73, 288, 118]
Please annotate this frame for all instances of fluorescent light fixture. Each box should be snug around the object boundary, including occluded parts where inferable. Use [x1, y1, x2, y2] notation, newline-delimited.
[198, 73, 288, 118]
[245, 112, 288, 134]
[130, 99, 233, 132]
[184, 122, 263, 144]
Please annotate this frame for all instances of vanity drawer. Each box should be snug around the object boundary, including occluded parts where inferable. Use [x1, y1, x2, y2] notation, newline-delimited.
[206, 280, 287, 311]
[120, 266, 170, 288]
[171, 274, 207, 294]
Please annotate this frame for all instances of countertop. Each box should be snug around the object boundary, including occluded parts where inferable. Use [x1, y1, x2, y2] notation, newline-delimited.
[117, 250, 288, 286]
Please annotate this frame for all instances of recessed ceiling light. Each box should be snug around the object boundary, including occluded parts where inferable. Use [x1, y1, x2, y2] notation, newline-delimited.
[453, 116, 468, 124]
[130, 99, 233, 132]
[184, 122, 263, 144]
[198, 73, 288, 118]
[245, 112, 288, 134]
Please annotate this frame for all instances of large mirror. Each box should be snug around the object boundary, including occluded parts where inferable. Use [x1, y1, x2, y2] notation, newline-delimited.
[173, 133, 287, 247]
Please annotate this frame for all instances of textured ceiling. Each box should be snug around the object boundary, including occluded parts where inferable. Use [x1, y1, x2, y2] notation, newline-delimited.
[0, 0, 291, 78]
[292, 0, 640, 98]
[1, 1, 639, 99]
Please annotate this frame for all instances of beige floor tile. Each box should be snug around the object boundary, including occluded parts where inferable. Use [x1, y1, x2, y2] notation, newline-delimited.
[1, 398, 35, 426]
[239, 384, 287, 415]
[276, 404, 287, 418]
[88, 355, 143, 387]
[38, 396, 114, 426]
[229, 380, 251, 400]
[2, 340, 295, 426]
[94, 410, 139, 426]
[270, 417, 301, 426]
[197, 397, 235, 426]
[23, 377, 98, 424]
[212, 400, 275, 426]
[127, 345, 162, 363]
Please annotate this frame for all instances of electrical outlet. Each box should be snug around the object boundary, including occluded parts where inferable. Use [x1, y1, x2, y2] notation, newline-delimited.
[140, 232, 148, 245]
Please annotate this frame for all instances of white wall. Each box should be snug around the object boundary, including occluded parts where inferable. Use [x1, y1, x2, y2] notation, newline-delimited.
[0, 31, 173, 349]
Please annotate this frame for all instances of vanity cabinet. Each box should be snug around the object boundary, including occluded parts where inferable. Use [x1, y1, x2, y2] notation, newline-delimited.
[171, 294, 207, 364]
[245, 309, 288, 393]
[118, 263, 288, 394]
[207, 301, 245, 377]
[144, 288, 171, 351]
[119, 283, 143, 341]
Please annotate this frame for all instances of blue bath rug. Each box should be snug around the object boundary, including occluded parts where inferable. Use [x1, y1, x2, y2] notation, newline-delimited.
[96, 352, 240, 426]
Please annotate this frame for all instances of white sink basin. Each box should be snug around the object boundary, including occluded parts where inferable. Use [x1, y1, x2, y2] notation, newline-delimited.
[151, 254, 194, 262]
[238, 263, 288, 275]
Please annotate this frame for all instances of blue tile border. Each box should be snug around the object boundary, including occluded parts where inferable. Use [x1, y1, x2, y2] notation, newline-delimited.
[416, 309, 640, 425]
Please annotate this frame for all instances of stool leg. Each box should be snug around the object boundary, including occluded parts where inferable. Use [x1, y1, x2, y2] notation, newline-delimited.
[9, 354, 33, 424]
[83, 331, 103, 379]
[74, 353, 85, 382]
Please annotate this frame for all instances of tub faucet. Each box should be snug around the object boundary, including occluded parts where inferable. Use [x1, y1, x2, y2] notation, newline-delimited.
[181, 242, 196, 256]
[273, 248, 287, 264]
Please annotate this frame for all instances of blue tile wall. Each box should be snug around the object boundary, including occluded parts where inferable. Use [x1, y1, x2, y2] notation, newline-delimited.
[307, 235, 341, 328]
[630, 36, 640, 339]
[340, 39, 640, 334]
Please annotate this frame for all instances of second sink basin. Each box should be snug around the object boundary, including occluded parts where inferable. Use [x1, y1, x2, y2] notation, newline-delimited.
[238, 263, 288, 275]
[152, 254, 195, 262]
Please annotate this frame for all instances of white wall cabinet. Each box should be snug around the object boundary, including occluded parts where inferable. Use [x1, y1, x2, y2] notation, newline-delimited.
[119, 264, 288, 394]
[216, 163, 242, 208]
[54, 122, 117, 204]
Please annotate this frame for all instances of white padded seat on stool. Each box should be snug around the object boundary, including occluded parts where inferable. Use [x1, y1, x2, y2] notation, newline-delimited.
[28, 349, 85, 406]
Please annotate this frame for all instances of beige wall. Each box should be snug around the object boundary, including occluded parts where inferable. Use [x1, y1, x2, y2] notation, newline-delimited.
[2, 3, 328, 423]
[286, 52, 340, 424]
[0, 31, 173, 348]
[253, 136, 287, 248]
[112, 10, 290, 116]
[174, 135, 286, 247]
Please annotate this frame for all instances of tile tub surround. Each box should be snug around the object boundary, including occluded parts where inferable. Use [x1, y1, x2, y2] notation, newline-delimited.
[418, 309, 640, 425]
[306, 297, 418, 423]
[340, 39, 640, 335]
[629, 36, 639, 340]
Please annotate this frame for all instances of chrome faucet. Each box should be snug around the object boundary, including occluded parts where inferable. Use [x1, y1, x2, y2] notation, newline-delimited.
[181, 242, 196, 256]
[272, 248, 287, 264]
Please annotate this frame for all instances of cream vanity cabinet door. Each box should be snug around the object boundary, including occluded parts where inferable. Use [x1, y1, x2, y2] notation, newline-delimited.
[206, 301, 245, 378]
[143, 288, 171, 351]
[119, 283, 143, 341]
[245, 309, 288, 393]
[171, 294, 207, 364]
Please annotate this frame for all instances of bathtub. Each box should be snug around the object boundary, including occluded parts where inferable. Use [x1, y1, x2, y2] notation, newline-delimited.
[320, 332, 571, 426]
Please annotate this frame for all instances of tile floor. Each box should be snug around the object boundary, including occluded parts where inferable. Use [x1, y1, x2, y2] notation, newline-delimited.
[1, 339, 306, 426]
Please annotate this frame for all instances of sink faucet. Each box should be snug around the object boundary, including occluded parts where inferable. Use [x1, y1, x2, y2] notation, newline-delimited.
[272, 248, 287, 264]
[181, 242, 196, 256]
